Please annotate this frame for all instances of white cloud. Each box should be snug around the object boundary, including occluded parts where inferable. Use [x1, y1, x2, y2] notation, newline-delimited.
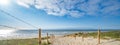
[34, 0, 67, 16]
[17, 0, 30, 8]
[16, 0, 120, 17]
[98, 1, 120, 16]
[69, 11, 85, 18]
[17, 0, 34, 8]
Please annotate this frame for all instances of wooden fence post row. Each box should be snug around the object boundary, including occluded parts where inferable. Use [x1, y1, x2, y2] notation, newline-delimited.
[38, 28, 101, 45]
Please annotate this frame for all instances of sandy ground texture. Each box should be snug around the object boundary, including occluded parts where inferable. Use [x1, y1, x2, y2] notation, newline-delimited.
[49, 37, 120, 45]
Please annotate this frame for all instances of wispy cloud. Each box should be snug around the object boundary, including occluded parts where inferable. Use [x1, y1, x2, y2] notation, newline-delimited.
[16, 0, 120, 17]
[17, 0, 29, 8]
[17, 0, 34, 8]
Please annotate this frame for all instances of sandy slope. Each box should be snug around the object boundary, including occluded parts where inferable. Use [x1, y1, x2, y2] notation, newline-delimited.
[50, 37, 120, 45]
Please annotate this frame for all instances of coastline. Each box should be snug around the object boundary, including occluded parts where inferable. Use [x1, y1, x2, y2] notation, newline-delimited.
[0, 30, 120, 45]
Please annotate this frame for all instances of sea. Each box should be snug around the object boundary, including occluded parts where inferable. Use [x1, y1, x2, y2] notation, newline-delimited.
[0, 29, 118, 40]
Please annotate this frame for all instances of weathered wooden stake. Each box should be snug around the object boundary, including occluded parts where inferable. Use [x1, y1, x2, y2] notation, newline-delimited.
[38, 28, 41, 45]
[97, 28, 100, 45]
[47, 33, 50, 44]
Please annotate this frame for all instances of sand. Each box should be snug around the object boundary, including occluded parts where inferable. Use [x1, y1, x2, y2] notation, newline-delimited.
[50, 36, 120, 45]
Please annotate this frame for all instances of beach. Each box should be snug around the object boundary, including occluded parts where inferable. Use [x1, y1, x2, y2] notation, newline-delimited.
[0, 36, 120, 45]
[51, 36, 120, 45]
[0, 30, 120, 45]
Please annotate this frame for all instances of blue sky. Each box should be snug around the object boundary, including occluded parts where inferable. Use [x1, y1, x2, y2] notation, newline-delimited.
[0, 0, 120, 29]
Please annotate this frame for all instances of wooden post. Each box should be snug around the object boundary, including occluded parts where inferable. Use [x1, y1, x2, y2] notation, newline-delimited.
[97, 28, 100, 45]
[47, 33, 50, 44]
[38, 28, 41, 45]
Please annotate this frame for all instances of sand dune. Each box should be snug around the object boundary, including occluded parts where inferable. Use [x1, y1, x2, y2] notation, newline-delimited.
[50, 37, 120, 45]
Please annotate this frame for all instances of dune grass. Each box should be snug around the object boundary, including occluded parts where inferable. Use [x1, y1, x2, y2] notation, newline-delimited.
[0, 38, 37, 45]
[0, 38, 50, 45]
[65, 30, 120, 41]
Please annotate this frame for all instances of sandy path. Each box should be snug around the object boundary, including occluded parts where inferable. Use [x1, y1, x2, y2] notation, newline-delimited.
[50, 37, 120, 45]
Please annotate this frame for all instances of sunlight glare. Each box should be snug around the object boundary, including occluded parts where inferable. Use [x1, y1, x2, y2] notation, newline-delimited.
[0, 0, 10, 5]
[0, 29, 15, 34]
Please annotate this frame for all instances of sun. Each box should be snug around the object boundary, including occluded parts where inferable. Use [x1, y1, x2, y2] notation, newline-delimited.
[0, 0, 10, 5]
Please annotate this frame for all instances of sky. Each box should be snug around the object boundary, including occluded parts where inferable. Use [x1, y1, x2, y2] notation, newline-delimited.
[0, 0, 120, 29]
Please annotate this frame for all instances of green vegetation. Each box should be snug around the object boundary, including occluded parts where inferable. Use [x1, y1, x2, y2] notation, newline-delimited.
[0, 38, 50, 45]
[88, 31, 120, 40]
[0, 38, 37, 45]
[42, 42, 49, 45]
[66, 31, 120, 41]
